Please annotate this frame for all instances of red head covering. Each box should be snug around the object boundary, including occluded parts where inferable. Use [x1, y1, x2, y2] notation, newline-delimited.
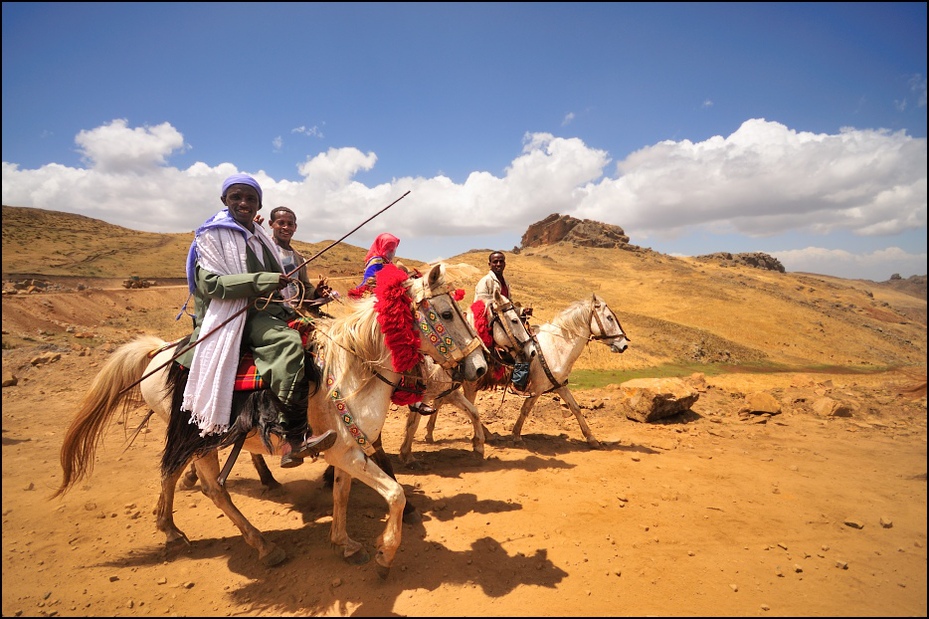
[365, 232, 400, 263]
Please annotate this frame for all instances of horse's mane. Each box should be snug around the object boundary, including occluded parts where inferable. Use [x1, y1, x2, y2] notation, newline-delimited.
[537, 295, 600, 339]
[318, 296, 390, 382]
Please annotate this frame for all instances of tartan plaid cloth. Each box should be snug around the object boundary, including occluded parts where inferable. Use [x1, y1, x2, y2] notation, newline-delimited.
[233, 317, 316, 392]
[234, 353, 264, 391]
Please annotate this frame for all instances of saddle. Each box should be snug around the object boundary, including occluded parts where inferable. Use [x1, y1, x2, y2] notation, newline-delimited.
[230, 316, 317, 391]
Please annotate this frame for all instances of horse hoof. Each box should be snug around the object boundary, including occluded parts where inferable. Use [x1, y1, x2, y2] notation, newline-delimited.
[588, 440, 603, 450]
[375, 562, 391, 580]
[163, 535, 191, 559]
[344, 548, 370, 565]
[260, 545, 287, 567]
[403, 460, 425, 471]
[181, 473, 198, 489]
[402, 508, 422, 525]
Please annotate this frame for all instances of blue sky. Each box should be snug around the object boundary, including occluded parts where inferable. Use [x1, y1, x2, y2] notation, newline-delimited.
[2, 2, 926, 281]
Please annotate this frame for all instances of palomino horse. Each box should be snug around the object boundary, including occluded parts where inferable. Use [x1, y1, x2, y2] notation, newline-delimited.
[55, 263, 486, 578]
[400, 289, 538, 464]
[400, 293, 629, 463]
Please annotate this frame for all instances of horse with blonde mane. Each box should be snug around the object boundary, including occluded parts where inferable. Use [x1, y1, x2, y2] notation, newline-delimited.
[55, 263, 486, 578]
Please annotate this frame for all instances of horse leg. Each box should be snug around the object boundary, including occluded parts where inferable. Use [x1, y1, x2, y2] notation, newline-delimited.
[449, 389, 484, 459]
[371, 436, 419, 523]
[399, 406, 424, 465]
[329, 465, 369, 566]
[249, 453, 282, 489]
[557, 386, 602, 449]
[510, 393, 541, 443]
[191, 451, 287, 566]
[181, 453, 280, 490]
[424, 410, 438, 443]
[181, 462, 198, 489]
[155, 460, 192, 549]
[329, 451, 406, 579]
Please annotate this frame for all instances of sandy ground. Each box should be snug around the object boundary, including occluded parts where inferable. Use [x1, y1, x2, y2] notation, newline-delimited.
[2, 342, 926, 617]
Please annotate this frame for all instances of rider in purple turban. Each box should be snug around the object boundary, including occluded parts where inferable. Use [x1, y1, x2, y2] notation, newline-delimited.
[178, 173, 335, 467]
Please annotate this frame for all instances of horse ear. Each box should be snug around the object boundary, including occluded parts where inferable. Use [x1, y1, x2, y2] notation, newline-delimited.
[427, 263, 443, 288]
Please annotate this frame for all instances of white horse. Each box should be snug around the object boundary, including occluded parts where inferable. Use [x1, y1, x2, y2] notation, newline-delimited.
[400, 289, 538, 464]
[400, 293, 629, 463]
[56, 263, 486, 579]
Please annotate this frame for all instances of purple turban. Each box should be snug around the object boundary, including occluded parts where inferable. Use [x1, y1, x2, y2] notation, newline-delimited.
[221, 173, 262, 204]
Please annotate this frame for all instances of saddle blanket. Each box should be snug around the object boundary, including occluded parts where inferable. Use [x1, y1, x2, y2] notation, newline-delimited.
[233, 317, 315, 391]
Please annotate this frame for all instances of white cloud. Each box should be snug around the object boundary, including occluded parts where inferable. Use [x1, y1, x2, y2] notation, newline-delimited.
[772, 246, 928, 281]
[74, 119, 187, 174]
[1, 118, 925, 279]
[572, 119, 926, 241]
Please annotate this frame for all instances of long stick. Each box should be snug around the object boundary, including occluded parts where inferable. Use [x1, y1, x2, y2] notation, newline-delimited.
[284, 190, 410, 278]
[118, 190, 411, 395]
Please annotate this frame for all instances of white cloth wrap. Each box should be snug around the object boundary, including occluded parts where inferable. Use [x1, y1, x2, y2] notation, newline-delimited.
[182, 224, 281, 436]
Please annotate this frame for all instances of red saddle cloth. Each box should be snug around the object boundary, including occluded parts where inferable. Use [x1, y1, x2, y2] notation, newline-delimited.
[233, 317, 315, 391]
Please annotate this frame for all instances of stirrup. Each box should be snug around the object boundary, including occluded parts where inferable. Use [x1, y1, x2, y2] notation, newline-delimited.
[281, 429, 336, 468]
[409, 401, 437, 416]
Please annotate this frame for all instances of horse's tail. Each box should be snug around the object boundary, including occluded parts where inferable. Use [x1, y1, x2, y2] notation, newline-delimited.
[53, 335, 167, 499]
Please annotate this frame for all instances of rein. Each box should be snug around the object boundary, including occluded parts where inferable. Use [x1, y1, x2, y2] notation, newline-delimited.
[328, 268, 480, 453]
[588, 300, 629, 342]
[489, 300, 530, 354]
[526, 298, 624, 394]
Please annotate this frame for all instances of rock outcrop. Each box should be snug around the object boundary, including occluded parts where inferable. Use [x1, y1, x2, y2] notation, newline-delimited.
[693, 252, 786, 273]
[521, 214, 630, 250]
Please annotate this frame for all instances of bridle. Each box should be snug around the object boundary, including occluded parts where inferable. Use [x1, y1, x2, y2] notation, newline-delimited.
[407, 277, 483, 371]
[588, 299, 630, 343]
[487, 299, 533, 358]
[526, 298, 629, 395]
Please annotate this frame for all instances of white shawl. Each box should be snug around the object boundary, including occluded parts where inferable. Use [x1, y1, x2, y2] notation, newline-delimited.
[182, 223, 282, 436]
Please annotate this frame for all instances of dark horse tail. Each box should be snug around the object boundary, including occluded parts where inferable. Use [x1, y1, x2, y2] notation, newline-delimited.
[161, 348, 322, 477]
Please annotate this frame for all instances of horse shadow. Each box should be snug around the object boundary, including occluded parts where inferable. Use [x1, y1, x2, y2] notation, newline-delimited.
[94, 481, 570, 617]
[396, 429, 662, 479]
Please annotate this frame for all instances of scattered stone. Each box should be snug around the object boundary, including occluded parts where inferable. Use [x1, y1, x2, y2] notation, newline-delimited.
[812, 397, 857, 418]
[30, 352, 62, 366]
[741, 391, 782, 415]
[844, 518, 865, 529]
[880, 517, 893, 529]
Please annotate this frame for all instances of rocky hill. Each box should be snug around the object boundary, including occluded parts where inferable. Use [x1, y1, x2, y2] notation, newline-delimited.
[520, 213, 632, 250]
[3, 205, 927, 375]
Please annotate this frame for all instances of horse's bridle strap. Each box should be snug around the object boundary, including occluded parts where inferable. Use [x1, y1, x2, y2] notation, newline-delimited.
[491, 301, 530, 354]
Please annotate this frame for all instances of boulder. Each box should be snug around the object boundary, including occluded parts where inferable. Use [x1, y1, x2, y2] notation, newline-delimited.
[617, 377, 700, 423]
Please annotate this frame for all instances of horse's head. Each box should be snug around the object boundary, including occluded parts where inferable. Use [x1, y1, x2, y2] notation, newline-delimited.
[488, 288, 538, 361]
[407, 263, 487, 382]
[589, 294, 630, 353]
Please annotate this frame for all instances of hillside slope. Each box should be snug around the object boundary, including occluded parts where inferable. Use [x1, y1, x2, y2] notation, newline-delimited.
[2, 205, 926, 373]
